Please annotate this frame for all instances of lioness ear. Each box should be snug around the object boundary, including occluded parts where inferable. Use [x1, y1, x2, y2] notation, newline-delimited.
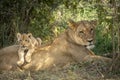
[68, 19, 77, 30]
[27, 33, 32, 38]
[16, 33, 21, 41]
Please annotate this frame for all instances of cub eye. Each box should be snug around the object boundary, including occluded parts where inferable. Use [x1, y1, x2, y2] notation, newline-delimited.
[25, 39, 29, 42]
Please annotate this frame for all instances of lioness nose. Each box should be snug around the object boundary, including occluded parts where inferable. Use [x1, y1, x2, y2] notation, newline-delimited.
[87, 39, 93, 43]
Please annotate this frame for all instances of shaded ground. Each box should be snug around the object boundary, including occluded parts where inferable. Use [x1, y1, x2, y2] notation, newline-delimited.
[0, 60, 120, 80]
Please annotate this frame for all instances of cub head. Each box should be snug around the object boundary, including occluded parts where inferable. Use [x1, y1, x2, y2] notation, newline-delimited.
[16, 33, 33, 49]
[68, 19, 97, 49]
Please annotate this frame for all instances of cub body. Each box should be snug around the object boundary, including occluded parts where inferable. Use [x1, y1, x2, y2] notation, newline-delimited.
[17, 33, 42, 66]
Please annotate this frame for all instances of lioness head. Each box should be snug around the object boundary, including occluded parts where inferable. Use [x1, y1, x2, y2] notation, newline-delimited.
[17, 33, 33, 50]
[68, 19, 97, 49]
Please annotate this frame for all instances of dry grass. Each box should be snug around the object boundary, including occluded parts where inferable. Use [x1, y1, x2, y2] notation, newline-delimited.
[0, 60, 120, 80]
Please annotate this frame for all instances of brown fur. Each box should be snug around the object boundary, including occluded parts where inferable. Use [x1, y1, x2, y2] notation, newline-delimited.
[0, 20, 98, 71]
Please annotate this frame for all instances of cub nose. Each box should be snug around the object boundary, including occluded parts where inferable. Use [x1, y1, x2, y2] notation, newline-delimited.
[22, 45, 26, 48]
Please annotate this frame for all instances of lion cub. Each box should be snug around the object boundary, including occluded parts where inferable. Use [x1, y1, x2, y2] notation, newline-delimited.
[16, 33, 42, 66]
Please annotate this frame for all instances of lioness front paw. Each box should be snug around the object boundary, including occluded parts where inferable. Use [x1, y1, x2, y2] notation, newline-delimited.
[17, 61, 24, 66]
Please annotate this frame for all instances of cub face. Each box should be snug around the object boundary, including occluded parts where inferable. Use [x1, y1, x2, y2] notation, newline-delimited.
[17, 33, 33, 50]
[68, 19, 97, 49]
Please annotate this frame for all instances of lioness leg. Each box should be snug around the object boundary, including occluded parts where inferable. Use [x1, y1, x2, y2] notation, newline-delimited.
[17, 50, 25, 66]
[25, 49, 34, 63]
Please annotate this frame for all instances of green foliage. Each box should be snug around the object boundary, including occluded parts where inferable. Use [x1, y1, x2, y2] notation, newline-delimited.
[0, 0, 119, 55]
[93, 25, 113, 54]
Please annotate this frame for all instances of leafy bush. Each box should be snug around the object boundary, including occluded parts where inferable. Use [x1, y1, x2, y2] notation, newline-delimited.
[0, 0, 119, 55]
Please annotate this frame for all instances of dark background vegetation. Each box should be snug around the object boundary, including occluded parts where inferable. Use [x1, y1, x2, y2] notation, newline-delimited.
[0, 0, 120, 72]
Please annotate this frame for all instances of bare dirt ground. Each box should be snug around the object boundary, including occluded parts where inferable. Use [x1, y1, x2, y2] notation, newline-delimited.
[0, 60, 120, 80]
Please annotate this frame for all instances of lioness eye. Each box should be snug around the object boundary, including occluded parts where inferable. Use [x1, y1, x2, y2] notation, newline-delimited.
[78, 31, 84, 36]
[91, 28, 93, 33]
[79, 31, 84, 34]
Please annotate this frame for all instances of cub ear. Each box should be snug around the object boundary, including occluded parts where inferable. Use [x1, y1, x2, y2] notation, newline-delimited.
[27, 33, 32, 38]
[16, 33, 21, 41]
[91, 20, 97, 27]
[68, 19, 77, 30]
[36, 37, 42, 45]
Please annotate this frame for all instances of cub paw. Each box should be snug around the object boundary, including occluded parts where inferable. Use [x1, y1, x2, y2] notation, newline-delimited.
[25, 57, 31, 63]
[17, 61, 24, 66]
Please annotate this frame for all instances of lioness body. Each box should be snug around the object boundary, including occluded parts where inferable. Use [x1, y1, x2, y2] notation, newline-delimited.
[0, 20, 97, 71]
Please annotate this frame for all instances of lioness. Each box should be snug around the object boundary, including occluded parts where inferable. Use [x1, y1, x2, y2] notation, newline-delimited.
[0, 19, 97, 71]
[16, 33, 42, 66]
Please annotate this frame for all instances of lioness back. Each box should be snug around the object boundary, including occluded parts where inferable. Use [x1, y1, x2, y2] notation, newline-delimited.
[0, 45, 19, 70]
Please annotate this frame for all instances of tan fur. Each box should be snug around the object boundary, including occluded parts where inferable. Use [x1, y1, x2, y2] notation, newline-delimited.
[16, 33, 42, 66]
[0, 20, 98, 71]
